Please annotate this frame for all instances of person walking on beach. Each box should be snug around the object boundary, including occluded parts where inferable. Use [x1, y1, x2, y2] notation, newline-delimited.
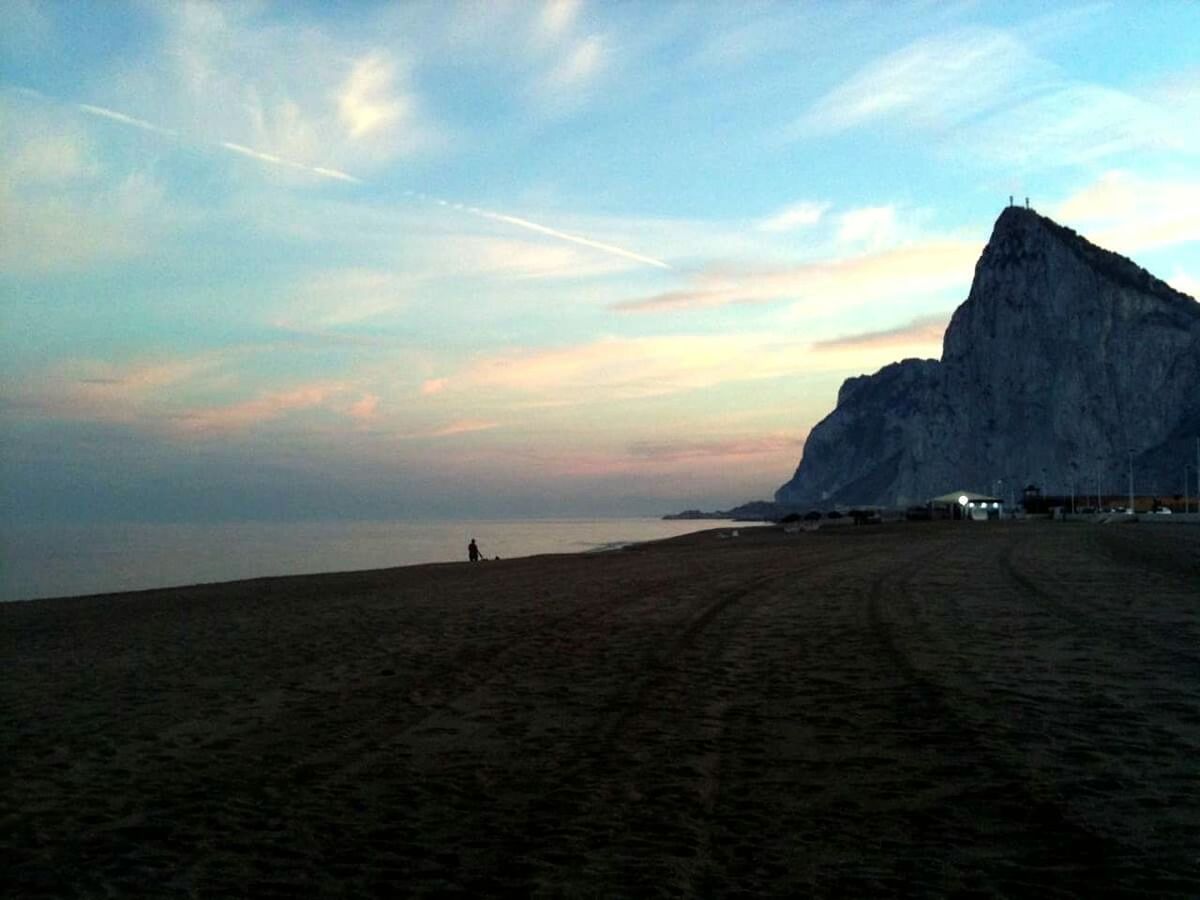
[468, 538, 481, 562]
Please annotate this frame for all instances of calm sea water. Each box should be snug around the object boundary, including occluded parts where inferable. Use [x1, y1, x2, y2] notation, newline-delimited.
[0, 518, 758, 602]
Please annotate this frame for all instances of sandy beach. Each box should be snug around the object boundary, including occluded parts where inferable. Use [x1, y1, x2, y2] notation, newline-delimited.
[3, 521, 1198, 897]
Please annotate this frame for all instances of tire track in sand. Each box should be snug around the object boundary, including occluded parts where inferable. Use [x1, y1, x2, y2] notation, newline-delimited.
[866, 529, 1128, 895]
[537, 545, 889, 896]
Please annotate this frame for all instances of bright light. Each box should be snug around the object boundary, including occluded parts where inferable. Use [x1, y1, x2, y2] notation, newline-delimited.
[958, 495, 969, 506]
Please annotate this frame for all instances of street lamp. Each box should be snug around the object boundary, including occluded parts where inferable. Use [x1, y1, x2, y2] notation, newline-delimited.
[1069, 459, 1078, 514]
[1127, 449, 1135, 514]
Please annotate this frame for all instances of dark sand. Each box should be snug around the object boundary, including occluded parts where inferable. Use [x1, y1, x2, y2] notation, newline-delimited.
[3, 521, 1199, 897]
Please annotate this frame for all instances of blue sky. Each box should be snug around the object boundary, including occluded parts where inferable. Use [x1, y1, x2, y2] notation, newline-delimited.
[2, 0, 1198, 521]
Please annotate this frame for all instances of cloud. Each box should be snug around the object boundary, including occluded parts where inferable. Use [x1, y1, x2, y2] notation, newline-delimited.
[798, 22, 1192, 172]
[544, 34, 606, 89]
[271, 269, 410, 331]
[626, 434, 803, 463]
[1168, 269, 1199, 299]
[4, 355, 226, 425]
[427, 334, 820, 406]
[836, 206, 897, 249]
[612, 239, 978, 313]
[757, 201, 830, 233]
[420, 378, 448, 396]
[425, 419, 501, 439]
[811, 313, 949, 351]
[0, 153, 170, 275]
[798, 28, 1047, 135]
[348, 394, 380, 421]
[171, 384, 344, 436]
[957, 84, 1186, 170]
[1, 112, 97, 186]
[121, 5, 440, 173]
[1053, 170, 1200, 254]
[538, 0, 582, 41]
[338, 55, 410, 140]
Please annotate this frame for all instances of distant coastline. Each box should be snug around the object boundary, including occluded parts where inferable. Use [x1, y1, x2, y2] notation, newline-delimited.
[663, 500, 781, 521]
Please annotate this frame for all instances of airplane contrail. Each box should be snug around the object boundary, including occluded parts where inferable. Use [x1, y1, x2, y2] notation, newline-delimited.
[69, 95, 672, 270]
[465, 208, 673, 270]
[79, 104, 178, 137]
[220, 142, 362, 183]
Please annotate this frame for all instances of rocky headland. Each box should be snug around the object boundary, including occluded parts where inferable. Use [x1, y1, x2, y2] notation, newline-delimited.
[776, 206, 1200, 508]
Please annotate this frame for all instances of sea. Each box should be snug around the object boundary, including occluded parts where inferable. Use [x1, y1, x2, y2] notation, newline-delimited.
[0, 518, 759, 603]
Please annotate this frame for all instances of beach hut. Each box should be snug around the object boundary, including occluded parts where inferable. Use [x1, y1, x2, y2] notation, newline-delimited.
[929, 490, 1004, 521]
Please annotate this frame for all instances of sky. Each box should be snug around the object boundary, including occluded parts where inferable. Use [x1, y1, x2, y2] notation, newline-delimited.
[1, 0, 1198, 522]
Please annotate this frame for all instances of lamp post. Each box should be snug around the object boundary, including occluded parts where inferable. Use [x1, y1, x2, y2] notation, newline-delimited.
[1095, 455, 1102, 512]
[1127, 449, 1135, 514]
[1069, 459, 1077, 514]
[1186, 464, 1192, 515]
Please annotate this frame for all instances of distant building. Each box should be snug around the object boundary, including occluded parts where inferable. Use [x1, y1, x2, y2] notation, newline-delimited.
[929, 490, 1004, 521]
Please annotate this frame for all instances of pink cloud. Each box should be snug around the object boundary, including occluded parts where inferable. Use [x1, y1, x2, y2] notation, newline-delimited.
[348, 393, 380, 420]
[612, 240, 978, 313]
[426, 419, 501, 438]
[811, 313, 949, 351]
[171, 384, 341, 435]
[626, 434, 805, 463]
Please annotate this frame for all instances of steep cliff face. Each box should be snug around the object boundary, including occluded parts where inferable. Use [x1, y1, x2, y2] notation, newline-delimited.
[776, 207, 1200, 507]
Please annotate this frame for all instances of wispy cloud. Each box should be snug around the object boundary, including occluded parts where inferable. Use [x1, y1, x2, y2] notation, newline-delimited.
[426, 334, 818, 406]
[957, 84, 1186, 169]
[426, 419, 501, 439]
[612, 239, 977, 313]
[537, 0, 582, 42]
[80, 95, 365, 183]
[348, 393, 380, 421]
[1168, 269, 1199, 299]
[52, 90, 673, 272]
[338, 55, 410, 140]
[4, 355, 226, 425]
[757, 201, 830, 233]
[0, 149, 169, 275]
[797, 28, 1047, 136]
[1053, 170, 1200, 254]
[811, 313, 948, 351]
[836, 206, 897, 249]
[543, 34, 606, 90]
[269, 268, 413, 334]
[140, 4, 438, 168]
[171, 384, 345, 436]
[627, 434, 802, 463]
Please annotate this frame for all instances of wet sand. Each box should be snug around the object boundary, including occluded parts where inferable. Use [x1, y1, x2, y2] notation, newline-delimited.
[3, 521, 1199, 897]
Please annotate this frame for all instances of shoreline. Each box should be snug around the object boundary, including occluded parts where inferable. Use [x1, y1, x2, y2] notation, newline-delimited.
[0, 517, 756, 605]
[6, 523, 761, 606]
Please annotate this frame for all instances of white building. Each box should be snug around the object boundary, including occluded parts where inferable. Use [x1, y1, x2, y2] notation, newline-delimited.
[929, 490, 1004, 521]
